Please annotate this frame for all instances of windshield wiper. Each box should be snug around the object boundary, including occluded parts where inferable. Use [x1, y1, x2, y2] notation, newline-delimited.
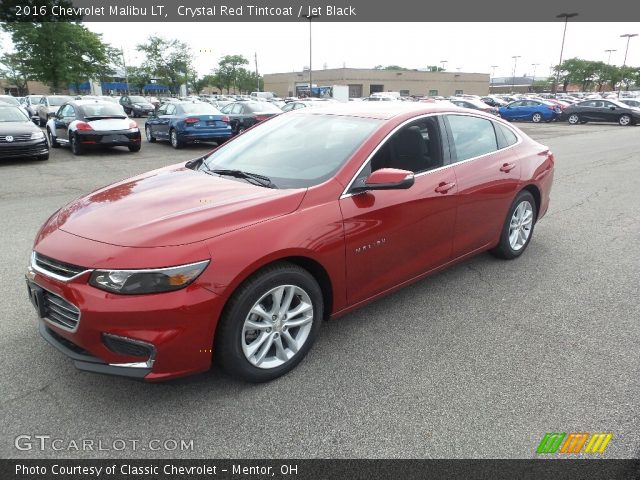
[208, 168, 277, 189]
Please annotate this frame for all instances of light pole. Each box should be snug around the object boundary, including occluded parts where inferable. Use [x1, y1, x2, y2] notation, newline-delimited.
[604, 49, 617, 65]
[305, 13, 319, 97]
[619, 33, 638, 96]
[490, 65, 498, 86]
[554, 12, 578, 94]
[511, 55, 521, 93]
[440, 60, 448, 71]
[531, 63, 539, 91]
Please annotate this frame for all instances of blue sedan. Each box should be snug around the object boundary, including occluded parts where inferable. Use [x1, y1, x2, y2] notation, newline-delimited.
[144, 101, 232, 148]
[498, 99, 561, 123]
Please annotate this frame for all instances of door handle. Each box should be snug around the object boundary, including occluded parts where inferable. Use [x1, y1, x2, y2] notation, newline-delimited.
[435, 182, 456, 194]
[500, 163, 516, 172]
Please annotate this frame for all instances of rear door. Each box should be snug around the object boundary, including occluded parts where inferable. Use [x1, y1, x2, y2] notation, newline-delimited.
[444, 114, 522, 257]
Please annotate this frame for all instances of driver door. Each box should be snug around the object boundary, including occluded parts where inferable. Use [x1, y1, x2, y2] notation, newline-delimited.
[54, 104, 76, 142]
[339, 116, 458, 305]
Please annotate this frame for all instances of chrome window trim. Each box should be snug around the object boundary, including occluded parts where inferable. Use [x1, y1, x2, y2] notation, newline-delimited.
[339, 111, 523, 200]
[92, 259, 210, 275]
[31, 251, 93, 283]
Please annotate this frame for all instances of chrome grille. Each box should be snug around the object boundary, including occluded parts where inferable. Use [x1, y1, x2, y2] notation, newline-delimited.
[33, 252, 86, 280]
[0, 134, 32, 143]
[42, 290, 80, 331]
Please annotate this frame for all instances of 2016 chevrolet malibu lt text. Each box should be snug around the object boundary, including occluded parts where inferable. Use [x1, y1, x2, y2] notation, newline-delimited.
[26, 103, 554, 382]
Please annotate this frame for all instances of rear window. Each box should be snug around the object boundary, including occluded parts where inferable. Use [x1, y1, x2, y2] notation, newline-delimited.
[244, 103, 282, 113]
[48, 96, 72, 106]
[129, 96, 147, 103]
[79, 103, 126, 117]
[178, 103, 221, 114]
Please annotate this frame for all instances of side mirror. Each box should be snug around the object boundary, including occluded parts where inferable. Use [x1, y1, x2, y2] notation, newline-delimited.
[351, 168, 415, 193]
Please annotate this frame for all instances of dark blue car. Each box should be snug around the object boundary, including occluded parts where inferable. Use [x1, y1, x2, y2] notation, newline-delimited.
[144, 101, 232, 148]
[499, 99, 561, 123]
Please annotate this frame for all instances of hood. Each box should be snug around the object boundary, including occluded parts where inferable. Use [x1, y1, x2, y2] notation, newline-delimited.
[0, 120, 40, 135]
[50, 165, 306, 247]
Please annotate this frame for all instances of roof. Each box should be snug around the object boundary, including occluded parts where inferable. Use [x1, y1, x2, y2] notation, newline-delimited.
[288, 101, 464, 120]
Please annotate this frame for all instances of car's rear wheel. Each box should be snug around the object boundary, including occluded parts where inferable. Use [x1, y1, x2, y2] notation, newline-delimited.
[490, 190, 537, 260]
[38, 116, 45, 127]
[70, 133, 83, 155]
[215, 262, 323, 382]
[531, 112, 543, 123]
[47, 128, 59, 148]
[618, 114, 632, 126]
[145, 125, 156, 143]
[128, 145, 141, 152]
[237, 125, 246, 134]
[170, 129, 183, 149]
[567, 113, 580, 125]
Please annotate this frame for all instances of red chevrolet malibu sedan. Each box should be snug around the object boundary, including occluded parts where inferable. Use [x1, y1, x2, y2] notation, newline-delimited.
[26, 103, 554, 382]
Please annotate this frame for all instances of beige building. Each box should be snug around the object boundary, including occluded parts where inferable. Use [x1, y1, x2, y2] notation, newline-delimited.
[264, 68, 489, 98]
[1, 79, 62, 95]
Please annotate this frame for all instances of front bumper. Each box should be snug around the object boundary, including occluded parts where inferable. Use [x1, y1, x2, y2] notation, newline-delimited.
[77, 129, 141, 147]
[0, 138, 49, 159]
[26, 261, 224, 381]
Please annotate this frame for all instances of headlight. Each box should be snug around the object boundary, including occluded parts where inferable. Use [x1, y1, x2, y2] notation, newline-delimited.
[89, 260, 210, 295]
[31, 130, 45, 139]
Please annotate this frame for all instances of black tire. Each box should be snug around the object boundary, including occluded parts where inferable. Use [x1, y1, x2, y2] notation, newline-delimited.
[567, 113, 580, 125]
[128, 145, 141, 152]
[130, 109, 137, 118]
[531, 112, 543, 123]
[214, 262, 323, 382]
[490, 190, 537, 260]
[47, 128, 59, 148]
[35, 153, 49, 161]
[70, 133, 83, 155]
[145, 125, 156, 143]
[236, 125, 246, 135]
[170, 129, 183, 149]
[618, 114, 632, 126]
[38, 116, 46, 127]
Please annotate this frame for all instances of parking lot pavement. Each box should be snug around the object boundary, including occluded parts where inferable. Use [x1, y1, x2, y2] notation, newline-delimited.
[1, 120, 638, 459]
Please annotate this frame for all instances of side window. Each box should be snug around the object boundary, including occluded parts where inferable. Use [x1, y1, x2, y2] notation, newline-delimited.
[494, 122, 518, 149]
[369, 117, 443, 174]
[40, 97, 47, 105]
[510, 101, 522, 107]
[233, 104, 244, 114]
[165, 104, 176, 115]
[446, 115, 498, 162]
[60, 105, 75, 118]
[156, 104, 168, 115]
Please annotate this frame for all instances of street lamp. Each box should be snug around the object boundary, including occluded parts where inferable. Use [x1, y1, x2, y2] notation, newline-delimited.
[620, 34, 638, 96]
[490, 65, 498, 86]
[440, 60, 448, 71]
[511, 55, 521, 93]
[554, 12, 578, 94]
[531, 63, 539, 91]
[604, 49, 617, 65]
[305, 13, 319, 97]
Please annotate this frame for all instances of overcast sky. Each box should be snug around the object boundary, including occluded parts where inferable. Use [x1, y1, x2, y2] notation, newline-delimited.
[5, 22, 640, 78]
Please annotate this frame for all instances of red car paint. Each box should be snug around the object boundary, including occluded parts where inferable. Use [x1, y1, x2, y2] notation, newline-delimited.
[28, 104, 554, 381]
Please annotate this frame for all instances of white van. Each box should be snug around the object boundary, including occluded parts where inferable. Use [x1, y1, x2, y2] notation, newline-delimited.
[250, 91, 275, 100]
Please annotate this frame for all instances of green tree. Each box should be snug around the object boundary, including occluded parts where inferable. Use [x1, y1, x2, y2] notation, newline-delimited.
[215, 54, 249, 93]
[0, 52, 30, 95]
[4, 22, 114, 92]
[136, 35, 193, 94]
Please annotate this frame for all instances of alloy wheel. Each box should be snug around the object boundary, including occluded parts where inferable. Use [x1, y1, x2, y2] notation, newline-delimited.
[508, 200, 533, 251]
[241, 285, 314, 369]
[568, 114, 579, 125]
[532, 113, 542, 123]
[619, 115, 631, 126]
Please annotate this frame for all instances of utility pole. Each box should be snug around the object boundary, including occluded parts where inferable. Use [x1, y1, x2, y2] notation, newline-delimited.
[121, 47, 130, 95]
[254, 52, 260, 92]
[554, 12, 578, 94]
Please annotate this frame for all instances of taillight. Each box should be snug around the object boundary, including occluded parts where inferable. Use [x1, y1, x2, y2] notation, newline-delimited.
[128, 120, 137, 129]
[221, 115, 230, 123]
[75, 122, 93, 131]
[184, 117, 199, 125]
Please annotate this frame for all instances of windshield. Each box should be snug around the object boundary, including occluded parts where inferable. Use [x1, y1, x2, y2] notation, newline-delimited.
[79, 103, 126, 117]
[0, 106, 29, 122]
[203, 113, 380, 188]
[0, 96, 20, 106]
[48, 96, 72, 106]
[179, 103, 221, 114]
[129, 96, 147, 103]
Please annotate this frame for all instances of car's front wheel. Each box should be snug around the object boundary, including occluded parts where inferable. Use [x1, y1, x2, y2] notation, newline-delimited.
[145, 125, 156, 143]
[618, 114, 632, 126]
[490, 190, 537, 260]
[47, 128, 59, 148]
[215, 262, 323, 382]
